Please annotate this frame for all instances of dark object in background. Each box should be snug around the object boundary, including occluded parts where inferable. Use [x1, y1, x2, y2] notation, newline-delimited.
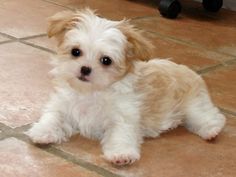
[158, 0, 223, 19]
[158, 0, 181, 18]
[202, 0, 223, 12]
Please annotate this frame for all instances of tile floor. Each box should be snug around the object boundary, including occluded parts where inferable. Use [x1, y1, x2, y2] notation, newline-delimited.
[0, 0, 236, 177]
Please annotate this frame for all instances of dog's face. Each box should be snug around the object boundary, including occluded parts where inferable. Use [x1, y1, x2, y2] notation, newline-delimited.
[48, 9, 153, 92]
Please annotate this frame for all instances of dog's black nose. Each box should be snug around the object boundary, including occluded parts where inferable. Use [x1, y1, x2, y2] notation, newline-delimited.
[81, 66, 92, 76]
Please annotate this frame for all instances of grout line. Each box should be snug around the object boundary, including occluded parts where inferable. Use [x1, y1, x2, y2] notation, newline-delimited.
[0, 39, 16, 45]
[0, 122, 31, 141]
[0, 122, 12, 132]
[0, 118, 32, 132]
[0, 31, 47, 41]
[0, 32, 17, 40]
[214, 50, 236, 58]
[0, 31, 55, 54]
[146, 30, 205, 49]
[224, 58, 236, 65]
[20, 33, 47, 40]
[132, 15, 156, 20]
[197, 63, 223, 75]
[0, 129, 24, 141]
[42, 0, 73, 10]
[220, 107, 236, 117]
[130, 15, 159, 21]
[20, 40, 56, 54]
[197, 57, 236, 75]
[12, 132, 32, 143]
[14, 124, 32, 133]
[0, 134, 11, 141]
[0, 121, 32, 140]
[45, 146, 122, 177]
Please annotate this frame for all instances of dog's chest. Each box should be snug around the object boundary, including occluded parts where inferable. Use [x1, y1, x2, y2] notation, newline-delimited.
[77, 95, 104, 117]
[71, 92, 109, 139]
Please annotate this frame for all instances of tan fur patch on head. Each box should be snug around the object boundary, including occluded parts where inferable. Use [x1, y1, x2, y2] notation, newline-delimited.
[47, 8, 96, 46]
[117, 21, 154, 61]
[47, 11, 75, 43]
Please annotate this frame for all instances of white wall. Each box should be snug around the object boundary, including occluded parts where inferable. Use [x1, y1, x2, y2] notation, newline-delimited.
[222, 0, 236, 11]
[195, 0, 236, 11]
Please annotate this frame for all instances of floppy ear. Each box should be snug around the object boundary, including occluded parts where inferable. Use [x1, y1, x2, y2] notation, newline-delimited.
[47, 11, 76, 44]
[118, 21, 154, 61]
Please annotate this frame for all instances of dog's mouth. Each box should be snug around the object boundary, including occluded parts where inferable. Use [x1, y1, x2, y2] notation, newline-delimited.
[78, 76, 89, 82]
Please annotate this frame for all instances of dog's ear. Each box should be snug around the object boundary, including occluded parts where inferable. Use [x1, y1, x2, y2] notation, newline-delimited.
[47, 11, 76, 43]
[118, 21, 154, 61]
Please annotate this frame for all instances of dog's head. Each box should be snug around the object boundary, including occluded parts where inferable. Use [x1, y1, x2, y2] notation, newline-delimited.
[48, 9, 153, 92]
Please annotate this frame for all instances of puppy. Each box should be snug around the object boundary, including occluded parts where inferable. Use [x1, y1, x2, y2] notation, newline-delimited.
[27, 9, 225, 166]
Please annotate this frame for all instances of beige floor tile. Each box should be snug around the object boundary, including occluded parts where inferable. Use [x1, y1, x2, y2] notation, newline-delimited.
[0, 137, 102, 177]
[0, 42, 52, 128]
[204, 64, 236, 113]
[0, 0, 67, 38]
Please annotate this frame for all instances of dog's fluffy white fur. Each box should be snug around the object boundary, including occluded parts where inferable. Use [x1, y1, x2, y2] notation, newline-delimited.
[27, 9, 226, 165]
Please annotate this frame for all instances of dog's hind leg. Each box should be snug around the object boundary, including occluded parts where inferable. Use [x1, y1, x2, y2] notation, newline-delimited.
[184, 88, 225, 140]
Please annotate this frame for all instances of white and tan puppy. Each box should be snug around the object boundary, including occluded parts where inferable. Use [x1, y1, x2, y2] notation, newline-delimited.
[27, 9, 225, 166]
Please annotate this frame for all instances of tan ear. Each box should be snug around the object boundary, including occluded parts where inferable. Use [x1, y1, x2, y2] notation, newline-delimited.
[118, 21, 154, 61]
[47, 10, 76, 43]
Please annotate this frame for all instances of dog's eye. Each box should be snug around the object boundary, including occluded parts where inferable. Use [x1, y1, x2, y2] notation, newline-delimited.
[71, 48, 82, 57]
[100, 56, 112, 66]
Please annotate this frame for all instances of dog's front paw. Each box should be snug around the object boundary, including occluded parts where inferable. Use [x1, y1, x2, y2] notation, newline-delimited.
[200, 126, 222, 140]
[199, 114, 226, 140]
[27, 129, 57, 144]
[26, 123, 65, 144]
[104, 150, 140, 166]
